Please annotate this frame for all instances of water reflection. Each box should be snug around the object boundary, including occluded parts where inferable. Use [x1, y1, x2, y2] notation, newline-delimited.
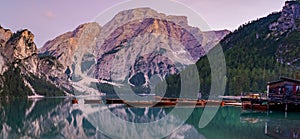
[240, 111, 300, 139]
[0, 98, 106, 139]
[0, 98, 300, 139]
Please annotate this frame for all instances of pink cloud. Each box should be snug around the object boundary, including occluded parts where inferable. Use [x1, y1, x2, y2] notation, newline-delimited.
[44, 11, 56, 19]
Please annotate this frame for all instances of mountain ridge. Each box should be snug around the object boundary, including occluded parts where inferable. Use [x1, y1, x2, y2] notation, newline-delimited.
[39, 7, 229, 95]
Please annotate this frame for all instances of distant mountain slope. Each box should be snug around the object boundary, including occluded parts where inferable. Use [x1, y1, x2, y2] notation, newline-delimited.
[195, 0, 300, 96]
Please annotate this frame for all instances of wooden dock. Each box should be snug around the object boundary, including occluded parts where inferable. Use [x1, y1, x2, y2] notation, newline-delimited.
[105, 97, 240, 108]
[241, 97, 300, 112]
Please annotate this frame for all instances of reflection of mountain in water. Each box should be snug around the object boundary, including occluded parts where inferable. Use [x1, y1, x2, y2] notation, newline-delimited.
[0, 98, 105, 138]
[0, 98, 204, 139]
[80, 101, 203, 138]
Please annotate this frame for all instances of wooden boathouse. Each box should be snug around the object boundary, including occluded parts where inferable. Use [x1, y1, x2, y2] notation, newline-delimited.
[267, 77, 300, 101]
[242, 77, 300, 112]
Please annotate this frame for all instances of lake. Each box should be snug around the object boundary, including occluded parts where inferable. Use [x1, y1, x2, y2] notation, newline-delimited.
[0, 97, 299, 139]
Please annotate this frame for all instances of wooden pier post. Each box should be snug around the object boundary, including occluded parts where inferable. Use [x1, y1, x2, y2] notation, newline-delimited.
[285, 112, 287, 118]
[267, 102, 269, 115]
[241, 100, 243, 110]
[251, 100, 253, 111]
[264, 122, 268, 135]
[285, 103, 288, 112]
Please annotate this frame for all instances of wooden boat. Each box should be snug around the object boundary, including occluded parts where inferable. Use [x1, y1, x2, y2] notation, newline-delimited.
[105, 98, 125, 104]
[125, 101, 159, 107]
[224, 102, 242, 106]
[84, 99, 102, 104]
[137, 93, 156, 96]
[72, 99, 78, 104]
[242, 103, 267, 111]
[154, 96, 178, 101]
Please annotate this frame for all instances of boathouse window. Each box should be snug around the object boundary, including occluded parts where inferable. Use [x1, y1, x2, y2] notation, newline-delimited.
[285, 85, 293, 96]
[279, 87, 284, 94]
[270, 88, 277, 94]
[297, 86, 300, 94]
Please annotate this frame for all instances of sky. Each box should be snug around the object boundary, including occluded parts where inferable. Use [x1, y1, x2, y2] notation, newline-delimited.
[0, 0, 286, 47]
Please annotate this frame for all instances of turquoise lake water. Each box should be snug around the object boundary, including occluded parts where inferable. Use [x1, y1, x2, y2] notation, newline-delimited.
[0, 97, 299, 139]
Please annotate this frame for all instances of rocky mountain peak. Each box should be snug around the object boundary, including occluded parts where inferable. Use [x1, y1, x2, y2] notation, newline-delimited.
[0, 27, 72, 97]
[39, 22, 102, 95]
[0, 27, 39, 74]
[91, 8, 229, 88]
[269, 0, 300, 36]
[41, 22, 101, 54]
[111, 8, 189, 27]
[266, 1, 300, 67]
[114, 8, 165, 20]
[73, 22, 101, 39]
[0, 26, 12, 48]
[96, 8, 192, 53]
[40, 22, 101, 70]
[95, 17, 202, 82]
[3, 29, 37, 62]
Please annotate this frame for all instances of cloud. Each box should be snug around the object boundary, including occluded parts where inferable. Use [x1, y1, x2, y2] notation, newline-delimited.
[44, 11, 56, 19]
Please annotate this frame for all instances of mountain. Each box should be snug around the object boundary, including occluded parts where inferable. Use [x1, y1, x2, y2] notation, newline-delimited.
[171, 0, 300, 97]
[94, 8, 229, 85]
[39, 23, 102, 95]
[0, 7, 226, 97]
[40, 22, 101, 77]
[4, 1, 300, 97]
[40, 8, 229, 94]
[0, 26, 72, 97]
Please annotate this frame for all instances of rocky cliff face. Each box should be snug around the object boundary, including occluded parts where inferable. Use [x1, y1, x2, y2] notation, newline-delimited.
[2, 30, 39, 75]
[128, 53, 178, 86]
[4, 30, 37, 62]
[269, 1, 300, 36]
[0, 27, 11, 75]
[39, 22, 101, 95]
[96, 8, 229, 58]
[40, 22, 101, 77]
[95, 18, 203, 82]
[0, 26, 72, 97]
[93, 8, 229, 86]
[269, 0, 300, 67]
[0, 26, 12, 48]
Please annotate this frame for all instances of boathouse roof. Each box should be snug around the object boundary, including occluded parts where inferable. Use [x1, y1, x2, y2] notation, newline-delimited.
[267, 77, 300, 85]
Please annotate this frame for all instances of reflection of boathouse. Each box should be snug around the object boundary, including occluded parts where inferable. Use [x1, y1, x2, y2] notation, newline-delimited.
[264, 119, 300, 139]
[240, 112, 300, 139]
